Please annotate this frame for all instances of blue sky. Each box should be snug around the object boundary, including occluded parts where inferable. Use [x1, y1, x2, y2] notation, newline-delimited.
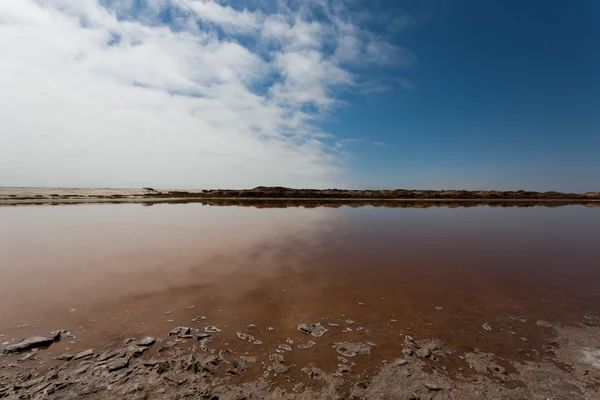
[1, 0, 598, 191]
[328, 0, 600, 191]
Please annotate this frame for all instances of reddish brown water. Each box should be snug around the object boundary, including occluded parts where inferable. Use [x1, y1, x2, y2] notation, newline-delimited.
[1, 203, 599, 382]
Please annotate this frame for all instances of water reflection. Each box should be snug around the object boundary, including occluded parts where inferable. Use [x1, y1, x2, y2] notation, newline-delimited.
[0, 203, 599, 372]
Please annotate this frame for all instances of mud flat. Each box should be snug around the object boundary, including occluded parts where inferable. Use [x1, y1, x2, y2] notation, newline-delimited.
[1, 321, 599, 399]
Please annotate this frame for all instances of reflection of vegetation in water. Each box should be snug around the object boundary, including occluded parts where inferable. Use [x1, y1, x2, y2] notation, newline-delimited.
[140, 187, 600, 201]
[142, 199, 600, 209]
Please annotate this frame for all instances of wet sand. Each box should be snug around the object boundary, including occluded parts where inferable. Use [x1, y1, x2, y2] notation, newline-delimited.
[1, 203, 599, 398]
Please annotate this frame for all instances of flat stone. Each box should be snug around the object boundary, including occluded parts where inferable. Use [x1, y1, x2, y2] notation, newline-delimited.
[271, 362, 290, 374]
[97, 350, 120, 362]
[54, 353, 74, 361]
[195, 332, 212, 338]
[108, 357, 129, 372]
[74, 365, 89, 375]
[144, 359, 159, 367]
[18, 352, 35, 362]
[333, 342, 372, 358]
[297, 341, 316, 349]
[2, 336, 54, 354]
[73, 349, 94, 360]
[136, 336, 156, 347]
[297, 323, 329, 337]
[403, 337, 446, 360]
[482, 323, 492, 331]
[237, 332, 255, 342]
[232, 358, 246, 371]
[205, 326, 221, 333]
[169, 326, 192, 336]
[124, 345, 148, 356]
[16, 376, 44, 389]
[53, 380, 73, 391]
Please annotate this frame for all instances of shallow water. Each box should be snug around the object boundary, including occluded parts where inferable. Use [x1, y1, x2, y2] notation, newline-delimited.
[1, 203, 599, 379]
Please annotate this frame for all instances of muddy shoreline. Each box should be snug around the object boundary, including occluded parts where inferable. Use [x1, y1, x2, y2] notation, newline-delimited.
[2, 320, 599, 399]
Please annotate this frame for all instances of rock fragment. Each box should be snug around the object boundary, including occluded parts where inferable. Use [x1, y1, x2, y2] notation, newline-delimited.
[2, 336, 55, 354]
[136, 336, 156, 347]
[18, 352, 35, 362]
[73, 349, 93, 360]
[236, 332, 256, 342]
[333, 342, 372, 358]
[297, 323, 328, 337]
[424, 383, 442, 391]
[169, 326, 192, 336]
[108, 357, 129, 372]
[402, 336, 446, 360]
[97, 350, 120, 362]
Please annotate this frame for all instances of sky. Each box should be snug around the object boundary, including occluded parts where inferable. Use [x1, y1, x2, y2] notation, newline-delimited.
[1, 0, 598, 191]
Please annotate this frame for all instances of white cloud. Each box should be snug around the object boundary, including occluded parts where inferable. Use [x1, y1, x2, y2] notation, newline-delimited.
[0, 0, 415, 188]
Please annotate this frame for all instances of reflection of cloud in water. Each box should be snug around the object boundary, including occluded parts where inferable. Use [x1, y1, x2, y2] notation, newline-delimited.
[0, 204, 341, 320]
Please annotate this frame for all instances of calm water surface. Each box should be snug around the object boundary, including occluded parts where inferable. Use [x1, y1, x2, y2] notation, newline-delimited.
[1, 203, 599, 377]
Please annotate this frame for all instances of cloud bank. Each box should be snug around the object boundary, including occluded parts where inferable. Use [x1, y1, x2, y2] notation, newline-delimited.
[0, 0, 414, 188]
